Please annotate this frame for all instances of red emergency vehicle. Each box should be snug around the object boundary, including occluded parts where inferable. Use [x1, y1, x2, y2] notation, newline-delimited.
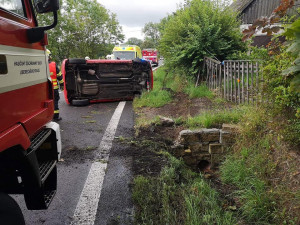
[0, 0, 61, 223]
[142, 49, 159, 66]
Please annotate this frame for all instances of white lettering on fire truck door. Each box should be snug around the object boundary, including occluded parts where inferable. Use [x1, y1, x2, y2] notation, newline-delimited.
[0, 44, 48, 94]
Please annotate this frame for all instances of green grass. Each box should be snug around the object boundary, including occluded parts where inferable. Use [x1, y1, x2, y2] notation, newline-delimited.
[185, 106, 247, 128]
[184, 179, 236, 225]
[135, 115, 161, 128]
[133, 154, 236, 225]
[134, 90, 172, 108]
[220, 140, 278, 224]
[134, 68, 173, 108]
[184, 84, 214, 99]
[134, 67, 215, 108]
[219, 107, 299, 225]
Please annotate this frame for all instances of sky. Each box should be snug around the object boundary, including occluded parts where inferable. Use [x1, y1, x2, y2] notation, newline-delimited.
[98, 0, 185, 41]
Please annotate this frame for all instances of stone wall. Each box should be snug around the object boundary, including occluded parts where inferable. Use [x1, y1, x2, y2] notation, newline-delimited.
[171, 124, 240, 170]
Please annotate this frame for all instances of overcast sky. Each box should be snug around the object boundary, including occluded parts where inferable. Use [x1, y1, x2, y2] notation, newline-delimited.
[98, 0, 185, 41]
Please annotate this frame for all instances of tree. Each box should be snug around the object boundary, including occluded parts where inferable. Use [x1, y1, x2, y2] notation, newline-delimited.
[38, 0, 124, 62]
[126, 37, 143, 46]
[142, 22, 160, 48]
[159, 0, 245, 76]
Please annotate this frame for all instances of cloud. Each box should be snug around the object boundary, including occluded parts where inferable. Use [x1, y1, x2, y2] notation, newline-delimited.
[98, 0, 183, 41]
[99, 0, 183, 26]
[121, 25, 144, 40]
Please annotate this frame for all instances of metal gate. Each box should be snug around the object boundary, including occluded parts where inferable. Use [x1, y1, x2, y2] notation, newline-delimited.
[205, 57, 263, 104]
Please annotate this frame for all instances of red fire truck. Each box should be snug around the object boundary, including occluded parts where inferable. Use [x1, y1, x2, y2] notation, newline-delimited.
[142, 49, 159, 66]
[0, 0, 61, 223]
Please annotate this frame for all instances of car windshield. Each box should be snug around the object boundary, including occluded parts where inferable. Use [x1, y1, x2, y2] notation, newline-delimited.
[113, 51, 135, 60]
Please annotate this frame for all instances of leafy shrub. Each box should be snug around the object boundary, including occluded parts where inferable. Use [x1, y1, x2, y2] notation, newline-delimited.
[159, 0, 246, 77]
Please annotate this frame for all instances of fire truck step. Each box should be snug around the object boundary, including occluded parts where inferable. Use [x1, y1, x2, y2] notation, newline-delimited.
[29, 129, 52, 153]
[39, 160, 56, 183]
[44, 190, 56, 207]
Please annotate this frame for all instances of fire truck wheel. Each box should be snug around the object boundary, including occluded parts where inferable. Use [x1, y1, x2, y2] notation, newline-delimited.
[71, 99, 90, 106]
[68, 58, 86, 64]
[0, 193, 25, 225]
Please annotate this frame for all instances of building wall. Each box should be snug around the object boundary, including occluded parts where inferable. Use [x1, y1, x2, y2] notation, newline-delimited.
[241, 0, 300, 24]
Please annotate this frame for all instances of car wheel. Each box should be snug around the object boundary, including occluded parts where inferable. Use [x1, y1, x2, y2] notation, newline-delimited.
[0, 193, 25, 225]
[68, 58, 86, 64]
[71, 99, 90, 106]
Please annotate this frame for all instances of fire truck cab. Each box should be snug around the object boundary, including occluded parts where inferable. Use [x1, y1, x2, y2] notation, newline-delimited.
[0, 0, 61, 223]
[142, 49, 159, 66]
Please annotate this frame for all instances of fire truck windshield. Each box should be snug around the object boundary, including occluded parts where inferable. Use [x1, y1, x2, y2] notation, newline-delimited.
[0, 0, 26, 17]
[113, 51, 136, 60]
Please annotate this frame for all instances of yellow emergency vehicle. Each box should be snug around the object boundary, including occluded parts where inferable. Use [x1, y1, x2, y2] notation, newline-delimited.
[112, 45, 142, 60]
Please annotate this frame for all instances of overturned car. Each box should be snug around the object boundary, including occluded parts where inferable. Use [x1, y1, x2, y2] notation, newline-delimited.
[61, 58, 153, 106]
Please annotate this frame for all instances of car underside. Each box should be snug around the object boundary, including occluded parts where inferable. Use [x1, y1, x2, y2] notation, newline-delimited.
[62, 58, 153, 106]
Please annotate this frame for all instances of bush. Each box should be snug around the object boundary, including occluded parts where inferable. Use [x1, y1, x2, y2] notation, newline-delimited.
[159, 0, 245, 76]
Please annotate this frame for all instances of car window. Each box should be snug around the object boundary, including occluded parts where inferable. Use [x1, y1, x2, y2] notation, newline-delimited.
[0, 0, 26, 18]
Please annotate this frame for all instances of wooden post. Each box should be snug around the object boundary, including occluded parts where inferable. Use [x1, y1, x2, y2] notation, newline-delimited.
[227, 62, 230, 101]
[251, 62, 254, 104]
[238, 61, 241, 104]
[242, 62, 245, 104]
[234, 61, 237, 103]
[230, 61, 233, 102]
[247, 61, 249, 104]
[213, 63, 216, 90]
[219, 63, 222, 96]
[224, 62, 226, 98]
[256, 62, 259, 106]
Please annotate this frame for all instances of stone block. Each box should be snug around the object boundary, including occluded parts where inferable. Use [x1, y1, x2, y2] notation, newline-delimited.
[170, 144, 185, 157]
[209, 143, 224, 154]
[159, 116, 175, 127]
[188, 142, 202, 152]
[196, 154, 211, 162]
[211, 154, 226, 168]
[178, 130, 201, 144]
[199, 143, 210, 153]
[220, 131, 236, 146]
[182, 155, 198, 166]
[198, 128, 220, 142]
[222, 124, 240, 134]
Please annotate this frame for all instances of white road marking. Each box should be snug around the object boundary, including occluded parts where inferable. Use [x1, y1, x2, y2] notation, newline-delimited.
[71, 101, 126, 225]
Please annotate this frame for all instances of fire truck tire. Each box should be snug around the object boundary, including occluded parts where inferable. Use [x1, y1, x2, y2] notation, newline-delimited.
[0, 193, 25, 225]
[71, 99, 90, 106]
[68, 58, 86, 64]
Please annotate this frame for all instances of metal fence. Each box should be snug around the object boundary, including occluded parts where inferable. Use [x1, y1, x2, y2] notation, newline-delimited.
[205, 57, 263, 104]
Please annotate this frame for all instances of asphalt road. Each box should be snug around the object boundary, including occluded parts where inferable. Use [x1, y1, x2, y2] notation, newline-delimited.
[13, 92, 135, 225]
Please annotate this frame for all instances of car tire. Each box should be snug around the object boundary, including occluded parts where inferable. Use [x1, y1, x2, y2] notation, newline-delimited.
[68, 58, 86, 64]
[71, 99, 90, 106]
[0, 193, 25, 225]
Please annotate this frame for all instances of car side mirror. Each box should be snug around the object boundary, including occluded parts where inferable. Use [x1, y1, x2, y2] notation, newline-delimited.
[33, 0, 59, 13]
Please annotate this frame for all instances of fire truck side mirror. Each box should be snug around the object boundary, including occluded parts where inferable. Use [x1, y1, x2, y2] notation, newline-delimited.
[33, 0, 59, 14]
[27, 0, 59, 43]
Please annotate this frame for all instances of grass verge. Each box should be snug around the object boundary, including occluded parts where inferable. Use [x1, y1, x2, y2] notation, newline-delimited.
[133, 154, 236, 225]
[184, 84, 214, 99]
[134, 68, 173, 108]
[219, 107, 300, 225]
